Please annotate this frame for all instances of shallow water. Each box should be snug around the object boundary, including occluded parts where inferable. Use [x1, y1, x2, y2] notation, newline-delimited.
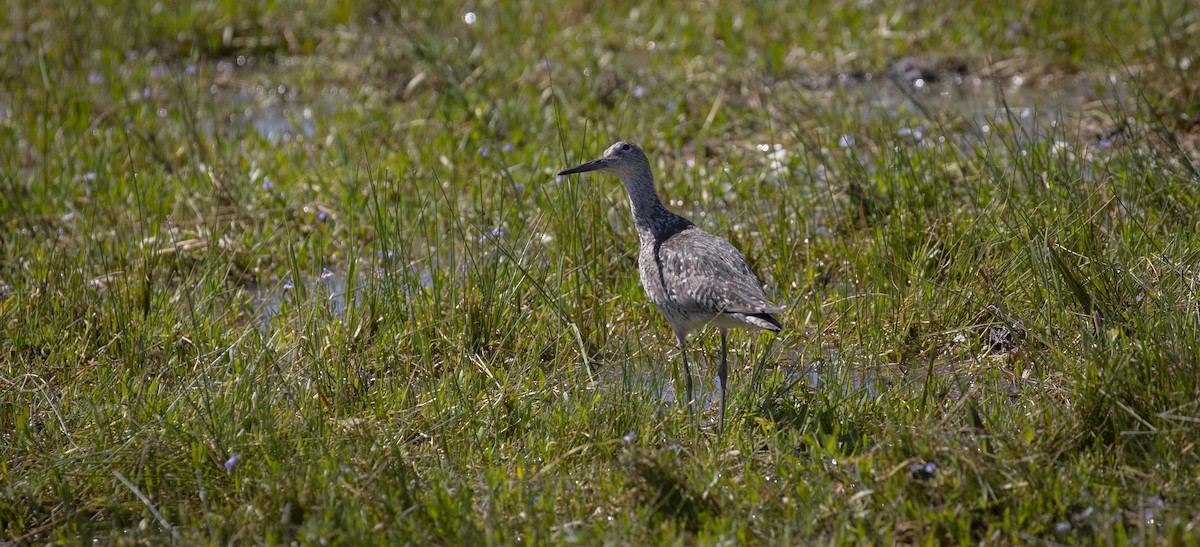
[593, 343, 881, 411]
[249, 107, 315, 144]
[251, 269, 371, 331]
[188, 61, 333, 146]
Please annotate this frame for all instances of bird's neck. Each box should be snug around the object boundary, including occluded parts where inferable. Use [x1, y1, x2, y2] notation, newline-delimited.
[621, 171, 689, 237]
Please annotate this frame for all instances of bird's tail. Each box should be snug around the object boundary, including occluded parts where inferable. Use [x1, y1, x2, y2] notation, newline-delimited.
[728, 312, 782, 332]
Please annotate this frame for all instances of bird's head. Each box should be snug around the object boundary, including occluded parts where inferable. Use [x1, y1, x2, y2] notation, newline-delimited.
[557, 141, 650, 180]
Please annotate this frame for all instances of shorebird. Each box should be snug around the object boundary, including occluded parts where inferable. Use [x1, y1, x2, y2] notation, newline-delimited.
[558, 141, 783, 430]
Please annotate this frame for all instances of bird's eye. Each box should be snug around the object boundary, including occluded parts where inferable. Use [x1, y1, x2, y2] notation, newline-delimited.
[621, 143, 632, 151]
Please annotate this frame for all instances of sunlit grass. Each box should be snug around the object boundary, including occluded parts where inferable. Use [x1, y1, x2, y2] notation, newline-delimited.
[2, 0, 1199, 543]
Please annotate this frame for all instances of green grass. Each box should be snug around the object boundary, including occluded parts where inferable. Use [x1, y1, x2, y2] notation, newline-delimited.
[3, 0, 1200, 543]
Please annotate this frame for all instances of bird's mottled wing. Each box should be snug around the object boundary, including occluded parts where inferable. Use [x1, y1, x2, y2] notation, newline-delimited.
[654, 228, 783, 316]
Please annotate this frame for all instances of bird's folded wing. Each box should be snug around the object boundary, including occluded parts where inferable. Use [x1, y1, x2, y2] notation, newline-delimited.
[656, 228, 783, 315]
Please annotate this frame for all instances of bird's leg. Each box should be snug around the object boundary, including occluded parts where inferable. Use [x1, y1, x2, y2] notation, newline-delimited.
[718, 328, 729, 433]
[675, 330, 693, 412]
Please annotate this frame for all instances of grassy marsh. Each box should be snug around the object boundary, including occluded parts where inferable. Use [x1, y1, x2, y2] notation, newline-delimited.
[3, 1, 1200, 544]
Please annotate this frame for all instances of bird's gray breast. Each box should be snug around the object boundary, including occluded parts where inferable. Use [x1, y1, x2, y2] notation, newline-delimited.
[637, 237, 676, 308]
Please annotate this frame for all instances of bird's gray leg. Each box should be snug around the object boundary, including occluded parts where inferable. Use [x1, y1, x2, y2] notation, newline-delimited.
[674, 330, 693, 411]
[718, 328, 728, 432]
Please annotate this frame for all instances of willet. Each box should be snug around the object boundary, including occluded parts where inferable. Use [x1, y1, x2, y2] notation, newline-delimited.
[558, 141, 783, 430]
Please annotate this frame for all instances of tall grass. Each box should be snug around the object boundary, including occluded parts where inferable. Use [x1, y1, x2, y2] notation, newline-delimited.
[3, 0, 1199, 543]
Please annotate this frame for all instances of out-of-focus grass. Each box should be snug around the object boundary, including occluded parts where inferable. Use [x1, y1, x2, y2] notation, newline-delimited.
[2, 0, 1199, 543]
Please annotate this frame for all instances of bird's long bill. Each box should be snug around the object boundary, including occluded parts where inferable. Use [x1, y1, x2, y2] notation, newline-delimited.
[557, 158, 605, 176]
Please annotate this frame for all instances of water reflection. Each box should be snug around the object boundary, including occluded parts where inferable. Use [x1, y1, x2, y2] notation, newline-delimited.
[250, 107, 315, 144]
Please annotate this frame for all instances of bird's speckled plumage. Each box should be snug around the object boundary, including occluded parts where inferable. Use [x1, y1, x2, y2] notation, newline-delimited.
[558, 141, 782, 430]
[642, 226, 784, 334]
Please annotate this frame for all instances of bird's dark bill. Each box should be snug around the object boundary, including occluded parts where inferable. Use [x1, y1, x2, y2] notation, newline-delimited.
[557, 158, 605, 176]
